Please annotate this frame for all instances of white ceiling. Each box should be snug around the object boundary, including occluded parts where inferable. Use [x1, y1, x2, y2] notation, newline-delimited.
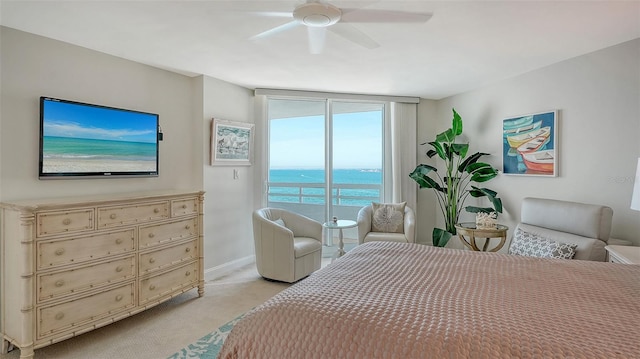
[1, 1, 639, 99]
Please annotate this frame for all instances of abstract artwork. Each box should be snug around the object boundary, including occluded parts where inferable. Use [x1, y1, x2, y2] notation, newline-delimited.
[502, 110, 557, 176]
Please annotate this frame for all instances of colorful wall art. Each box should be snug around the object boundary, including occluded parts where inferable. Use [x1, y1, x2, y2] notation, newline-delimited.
[502, 110, 557, 176]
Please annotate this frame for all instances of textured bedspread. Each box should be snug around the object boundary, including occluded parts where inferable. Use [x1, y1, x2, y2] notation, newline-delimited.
[218, 242, 640, 358]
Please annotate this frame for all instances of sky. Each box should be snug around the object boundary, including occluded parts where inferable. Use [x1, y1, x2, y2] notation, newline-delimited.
[269, 110, 383, 169]
[42, 98, 158, 143]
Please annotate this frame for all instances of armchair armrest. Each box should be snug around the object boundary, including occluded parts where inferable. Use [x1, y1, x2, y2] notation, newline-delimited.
[357, 205, 373, 244]
[404, 206, 416, 243]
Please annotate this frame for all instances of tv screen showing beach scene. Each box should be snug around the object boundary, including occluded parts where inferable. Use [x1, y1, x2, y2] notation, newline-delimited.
[39, 97, 159, 179]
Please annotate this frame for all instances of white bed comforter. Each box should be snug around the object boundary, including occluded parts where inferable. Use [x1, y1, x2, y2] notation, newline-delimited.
[218, 241, 640, 358]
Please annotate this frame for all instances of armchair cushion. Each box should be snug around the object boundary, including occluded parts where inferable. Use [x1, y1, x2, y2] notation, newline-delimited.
[371, 202, 406, 233]
[357, 203, 416, 244]
[509, 228, 578, 259]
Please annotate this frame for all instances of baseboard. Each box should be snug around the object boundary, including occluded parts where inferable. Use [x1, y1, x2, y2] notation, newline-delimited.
[204, 255, 256, 282]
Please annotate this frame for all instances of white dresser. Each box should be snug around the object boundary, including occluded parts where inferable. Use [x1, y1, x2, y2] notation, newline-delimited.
[0, 190, 205, 359]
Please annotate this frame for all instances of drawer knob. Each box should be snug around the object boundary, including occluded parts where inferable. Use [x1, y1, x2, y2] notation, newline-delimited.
[115, 238, 123, 244]
[55, 280, 65, 287]
[185, 271, 191, 277]
[55, 248, 65, 256]
[149, 257, 156, 264]
[55, 312, 65, 320]
[185, 225, 191, 230]
[110, 213, 117, 220]
[148, 233, 155, 238]
[153, 208, 160, 214]
[115, 266, 123, 273]
[62, 218, 71, 225]
[185, 247, 191, 253]
[149, 285, 156, 291]
[115, 294, 123, 302]
[182, 204, 187, 209]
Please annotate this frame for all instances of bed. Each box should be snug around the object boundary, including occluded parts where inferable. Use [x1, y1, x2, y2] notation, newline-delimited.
[218, 241, 640, 358]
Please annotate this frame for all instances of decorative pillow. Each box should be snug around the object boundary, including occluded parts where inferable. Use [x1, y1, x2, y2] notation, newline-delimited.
[548, 241, 579, 259]
[371, 202, 405, 233]
[272, 218, 286, 228]
[509, 227, 577, 259]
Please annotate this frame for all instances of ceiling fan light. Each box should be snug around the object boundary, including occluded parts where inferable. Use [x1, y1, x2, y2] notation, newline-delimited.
[293, 2, 341, 28]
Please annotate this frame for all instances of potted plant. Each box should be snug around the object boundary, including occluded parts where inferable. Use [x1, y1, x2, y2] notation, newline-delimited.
[409, 109, 502, 247]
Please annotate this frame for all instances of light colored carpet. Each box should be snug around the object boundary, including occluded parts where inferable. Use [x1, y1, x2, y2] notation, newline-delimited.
[0, 265, 291, 359]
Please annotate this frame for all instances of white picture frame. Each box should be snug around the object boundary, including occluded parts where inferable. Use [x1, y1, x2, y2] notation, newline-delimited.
[210, 118, 254, 166]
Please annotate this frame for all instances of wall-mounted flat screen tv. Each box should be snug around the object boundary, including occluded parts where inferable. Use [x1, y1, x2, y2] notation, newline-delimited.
[39, 97, 159, 179]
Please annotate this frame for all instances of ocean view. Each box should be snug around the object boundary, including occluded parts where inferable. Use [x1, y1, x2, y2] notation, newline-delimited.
[41, 136, 157, 173]
[43, 136, 157, 161]
[268, 168, 382, 206]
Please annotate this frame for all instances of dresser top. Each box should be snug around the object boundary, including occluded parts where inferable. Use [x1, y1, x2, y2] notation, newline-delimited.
[0, 189, 204, 211]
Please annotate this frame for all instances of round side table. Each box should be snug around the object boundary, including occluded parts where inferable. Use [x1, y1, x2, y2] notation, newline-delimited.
[455, 222, 509, 252]
[323, 220, 357, 258]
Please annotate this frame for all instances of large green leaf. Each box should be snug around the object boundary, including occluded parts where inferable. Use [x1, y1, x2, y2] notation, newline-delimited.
[465, 206, 495, 213]
[458, 152, 487, 172]
[468, 186, 503, 213]
[470, 186, 497, 197]
[451, 143, 469, 158]
[452, 109, 463, 136]
[409, 165, 444, 191]
[433, 227, 453, 247]
[436, 128, 456, 143]
[465, 162, 492, 173]
[428, 141, 446, 160]
[470, 170, 498, 183]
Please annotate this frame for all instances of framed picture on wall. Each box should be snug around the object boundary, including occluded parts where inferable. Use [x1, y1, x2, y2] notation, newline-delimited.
[502, 110, 558, 177]
[210, 118, 254, 166]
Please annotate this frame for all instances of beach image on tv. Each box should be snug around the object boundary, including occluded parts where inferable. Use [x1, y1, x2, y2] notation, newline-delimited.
[41, 99, 158, 174]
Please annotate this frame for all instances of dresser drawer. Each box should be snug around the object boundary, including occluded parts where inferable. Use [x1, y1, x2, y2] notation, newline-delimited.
[139, 261, 198, 305]
[37, 282, 135, 338]
[171, 197, 199, 217]
[138, 217, 198, 249]
[38, 256, 135, 302]
[37, 229, 135, 269]
[97, 201, 169, 228]
[139, 239, 198, 275]
[36, 209, 94, 238]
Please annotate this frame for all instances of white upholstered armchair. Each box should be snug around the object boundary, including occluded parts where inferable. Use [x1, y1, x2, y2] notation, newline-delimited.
[252, 208, 323, 283]
[509, 197, 613, 261]
[357, 203, 416, 244]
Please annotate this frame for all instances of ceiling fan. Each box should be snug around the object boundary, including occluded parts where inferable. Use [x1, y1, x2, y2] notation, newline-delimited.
[250, 0, 432, 54]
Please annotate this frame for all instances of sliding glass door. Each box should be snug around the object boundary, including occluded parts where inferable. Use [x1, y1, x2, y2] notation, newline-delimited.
[266, 97, 384, 251]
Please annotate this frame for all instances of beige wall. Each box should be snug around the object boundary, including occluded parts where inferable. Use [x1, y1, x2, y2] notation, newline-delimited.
[0, 27, 254, 275]
[417, 38, 640, 247]
[201, 76, 255, 276]
[0, 26, 197, 199]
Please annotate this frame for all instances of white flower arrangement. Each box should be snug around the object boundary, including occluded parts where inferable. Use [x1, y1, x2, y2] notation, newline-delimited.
[475, 212, 498, 229]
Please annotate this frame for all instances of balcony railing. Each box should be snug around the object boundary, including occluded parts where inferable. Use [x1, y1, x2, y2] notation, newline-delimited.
[267, 182, 381, 251]
[267, 182, 381, 207]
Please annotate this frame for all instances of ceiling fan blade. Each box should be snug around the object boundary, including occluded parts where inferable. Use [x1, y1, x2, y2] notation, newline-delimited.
[244, 11, 292, 18]
[307, 27, 327, 54]
[250, 20, 300, 40]
[340, 8, 432, 23]
[328, 23, 379, 49]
